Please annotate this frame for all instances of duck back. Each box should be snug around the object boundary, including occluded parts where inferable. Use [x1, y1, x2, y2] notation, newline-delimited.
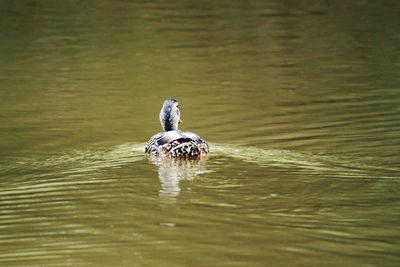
[145, 130, 208, 158]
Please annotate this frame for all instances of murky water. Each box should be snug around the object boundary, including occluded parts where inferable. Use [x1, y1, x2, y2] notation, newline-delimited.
[1, 1, 400, 266]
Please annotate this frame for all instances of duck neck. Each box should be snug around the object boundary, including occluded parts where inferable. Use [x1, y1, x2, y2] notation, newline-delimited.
[162, 115, 178, 132]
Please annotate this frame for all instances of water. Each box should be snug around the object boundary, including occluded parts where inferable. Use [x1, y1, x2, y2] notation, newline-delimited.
[1, 1, 400, 266]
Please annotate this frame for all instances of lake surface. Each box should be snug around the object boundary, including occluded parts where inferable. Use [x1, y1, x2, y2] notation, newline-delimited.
[1, 1, 400, 266]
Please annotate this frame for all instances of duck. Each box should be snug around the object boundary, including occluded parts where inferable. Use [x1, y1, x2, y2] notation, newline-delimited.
[145, 99, 209, 158]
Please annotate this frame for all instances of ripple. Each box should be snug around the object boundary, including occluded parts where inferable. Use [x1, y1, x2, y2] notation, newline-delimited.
[210, 143, 399, 179]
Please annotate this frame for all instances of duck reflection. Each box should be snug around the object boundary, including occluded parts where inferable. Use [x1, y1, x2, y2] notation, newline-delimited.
[148, 156, 208, 198]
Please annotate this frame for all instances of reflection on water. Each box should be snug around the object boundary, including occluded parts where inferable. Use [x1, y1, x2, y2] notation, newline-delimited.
[148, 156, 209, 198]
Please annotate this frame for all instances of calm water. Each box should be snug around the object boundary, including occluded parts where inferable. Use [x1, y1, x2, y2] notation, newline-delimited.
[1, 1, 400, 266]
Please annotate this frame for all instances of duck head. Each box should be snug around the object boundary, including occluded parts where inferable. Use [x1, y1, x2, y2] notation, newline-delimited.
[159, 99, 182, 131]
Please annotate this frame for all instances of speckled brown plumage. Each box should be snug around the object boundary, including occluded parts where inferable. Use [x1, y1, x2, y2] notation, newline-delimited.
[145, 133, 209, 158]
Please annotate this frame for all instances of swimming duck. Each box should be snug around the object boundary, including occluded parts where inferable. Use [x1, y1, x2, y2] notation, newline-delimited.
[145, 99, 209, 158]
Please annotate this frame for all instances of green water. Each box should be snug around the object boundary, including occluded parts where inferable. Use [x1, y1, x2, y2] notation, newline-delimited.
[1, 1, 400, 266]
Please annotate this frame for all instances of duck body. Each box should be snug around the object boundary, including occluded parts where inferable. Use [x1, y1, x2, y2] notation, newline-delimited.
[144, 99, 209, 158]
[145, 130, 209, 158]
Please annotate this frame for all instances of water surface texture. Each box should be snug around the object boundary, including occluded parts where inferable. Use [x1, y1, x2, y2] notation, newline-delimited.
[1, 1, 400, 266]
